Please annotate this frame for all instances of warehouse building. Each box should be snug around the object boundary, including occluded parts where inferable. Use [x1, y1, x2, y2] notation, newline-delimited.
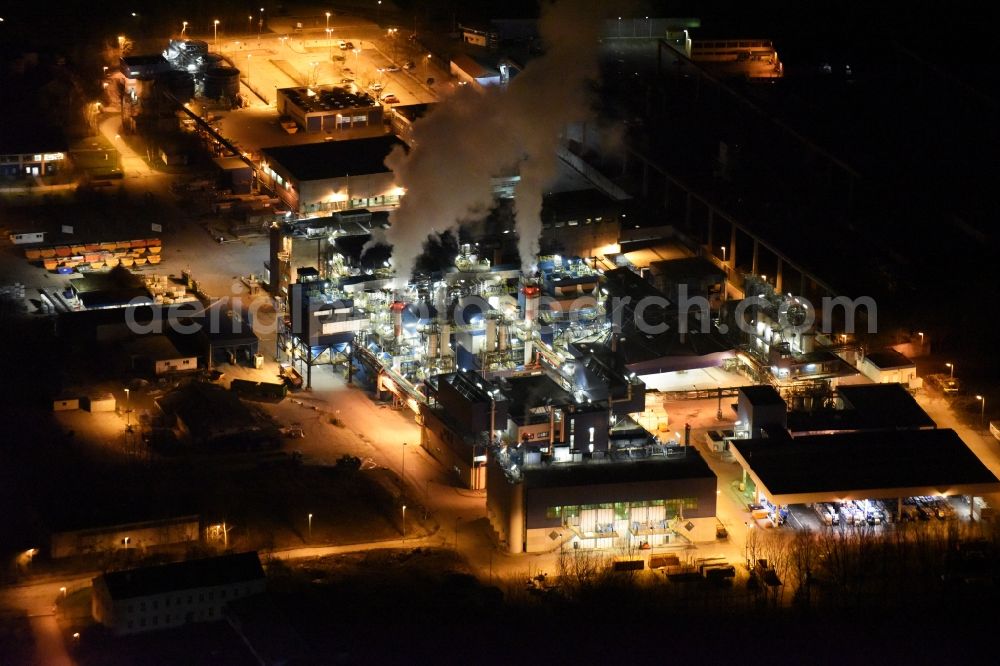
[259, 136, 406, 215]
[729, 383, 1000, 525]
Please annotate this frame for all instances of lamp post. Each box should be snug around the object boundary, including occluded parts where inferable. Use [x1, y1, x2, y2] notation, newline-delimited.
[181, 21, 187, 37]
[222, 521, 228, 547]
[247, 53, 252, 84]
[213, 20, 219, 51]
[400, 441, 406, 491]
[646, 16, 651, 38]
[976, 395, 985, 431]
[326, 28, 333, 60]
[308, 513, 313, 541]
[424, 53, 431, 80]
[377, 0, 382, 25]
[946, 362, 954, 378]
[918, 331, 924, 347]
[258, 7, 264, 46]
[401, 504, 407, 537]
[124, 388, 131, 431]
[744, 521, 753, 569]
[325, 11, 331, 32]
[248, 15, 252, 34]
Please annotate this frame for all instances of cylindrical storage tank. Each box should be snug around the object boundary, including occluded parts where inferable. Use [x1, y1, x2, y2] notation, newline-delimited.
[204, 66, 240, 100]
[204, 53, 224, 68]
[166, 71, 195, 101]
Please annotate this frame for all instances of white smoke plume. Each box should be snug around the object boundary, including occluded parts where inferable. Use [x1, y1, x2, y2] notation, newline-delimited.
[381, 0, 606, 284]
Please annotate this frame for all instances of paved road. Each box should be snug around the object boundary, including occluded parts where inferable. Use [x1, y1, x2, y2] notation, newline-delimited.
[0, 574, 92, 666]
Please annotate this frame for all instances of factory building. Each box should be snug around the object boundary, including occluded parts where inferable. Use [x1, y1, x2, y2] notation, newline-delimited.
[276, 86, 382, 134]
[729, 384, 1000, 527]
[423, 371, 507, 489]
[259, 136, 406, 215]
[488, 440, 718, 554]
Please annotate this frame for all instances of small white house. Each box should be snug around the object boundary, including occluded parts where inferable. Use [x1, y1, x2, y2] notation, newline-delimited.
[859, 349, 917, 385]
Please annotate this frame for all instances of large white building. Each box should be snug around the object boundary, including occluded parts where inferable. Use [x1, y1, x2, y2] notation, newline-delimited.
[259, 135, 406, 215]
[91, 552, 265, 635]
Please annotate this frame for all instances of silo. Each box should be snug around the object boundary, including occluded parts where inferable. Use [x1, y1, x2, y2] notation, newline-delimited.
[204, 66, 240, 100]
[165, 70, 195, 101]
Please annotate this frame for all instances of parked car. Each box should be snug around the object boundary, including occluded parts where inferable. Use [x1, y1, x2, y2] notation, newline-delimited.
[385, 64, 400, 72]
[337, 39, 347, 50]
[381, 94, 399, 104]
[345, 42, 354, 49]
[369, 82, 384, 92]
[402, 60, 415, 70]
[342, 67, 354, 75]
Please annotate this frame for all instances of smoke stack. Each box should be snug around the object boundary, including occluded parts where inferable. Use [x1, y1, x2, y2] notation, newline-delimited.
[522, 282, 540, 323]
[381, 0, 605, 283]
[391, 301, 406, 343]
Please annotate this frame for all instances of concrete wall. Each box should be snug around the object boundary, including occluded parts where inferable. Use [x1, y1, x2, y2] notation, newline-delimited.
[52, 517, 200, 558]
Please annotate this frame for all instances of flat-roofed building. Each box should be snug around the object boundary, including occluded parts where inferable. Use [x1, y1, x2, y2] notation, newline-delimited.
[276, 86, 382, 134]
[488, 444, 718, 553]
[859, 348, 917, 386]
[259, 136, 405, 215]
[92, 552, 265, 635]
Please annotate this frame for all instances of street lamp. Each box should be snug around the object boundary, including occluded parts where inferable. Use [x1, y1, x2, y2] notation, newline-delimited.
[247, 53, 252, 83]
[308, 513, 313, 540]
[326, 28, 333, 60]
[646, 16, 651, 38]
[946, 362, 954, 378]
[258, 7, 264, 45]
[213, 20, 219, 52]
[248, 15, 253, 34]
[400, 441, 407, 491]
[918, 331, 924, 347]
[401, 504, 407, 537]
[181, 21, 187, 37]
[378, 0, 382, 25]
[325, 11, 331, 32]
[976, 395, 986, 431]
[124, 388, 131, 431]
[720, 245, 727, 267]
